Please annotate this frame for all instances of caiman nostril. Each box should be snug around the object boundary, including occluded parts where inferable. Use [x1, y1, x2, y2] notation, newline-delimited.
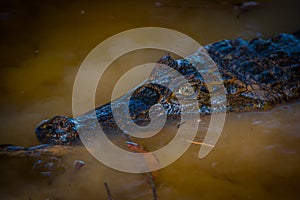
[35, 119, 49, 130]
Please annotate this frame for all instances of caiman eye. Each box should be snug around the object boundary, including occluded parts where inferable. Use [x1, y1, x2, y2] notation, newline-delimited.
[178, 86, 195, 96]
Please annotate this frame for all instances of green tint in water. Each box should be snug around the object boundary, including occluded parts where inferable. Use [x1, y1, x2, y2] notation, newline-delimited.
[0, 0, 299, 199]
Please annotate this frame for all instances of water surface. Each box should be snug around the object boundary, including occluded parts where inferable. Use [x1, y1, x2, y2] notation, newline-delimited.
[0, 0, 299, 199]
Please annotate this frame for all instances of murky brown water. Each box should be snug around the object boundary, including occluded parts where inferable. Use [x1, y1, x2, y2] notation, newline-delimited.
[0, 0, 300, 199]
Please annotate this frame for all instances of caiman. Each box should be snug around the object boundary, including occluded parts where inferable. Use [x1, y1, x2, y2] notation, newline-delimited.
[1, 32, 300, 155]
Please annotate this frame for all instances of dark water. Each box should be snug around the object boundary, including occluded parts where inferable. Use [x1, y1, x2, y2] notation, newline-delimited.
[0, 0, 299, 199]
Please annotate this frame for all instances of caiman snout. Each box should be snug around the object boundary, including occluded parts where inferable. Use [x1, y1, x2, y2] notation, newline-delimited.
[35, 116, 78, 145]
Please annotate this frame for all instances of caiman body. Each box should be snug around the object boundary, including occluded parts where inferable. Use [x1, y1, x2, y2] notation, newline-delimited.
[32, 33, 300, 146]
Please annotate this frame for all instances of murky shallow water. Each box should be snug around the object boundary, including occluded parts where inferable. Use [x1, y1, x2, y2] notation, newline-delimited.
[0, 0, 300, 199]
[0, 102, 299, 200]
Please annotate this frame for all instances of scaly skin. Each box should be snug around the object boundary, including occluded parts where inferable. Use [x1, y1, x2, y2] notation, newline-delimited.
[34, 33, 300, 146]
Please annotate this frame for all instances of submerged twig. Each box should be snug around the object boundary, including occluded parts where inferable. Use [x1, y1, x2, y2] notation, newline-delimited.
[185, 140, 215, 147]
[125, 139, 158, 199]
[232, 1, 260, 18]
[104, 181, 113, 200]
[147, 173, 158, 200]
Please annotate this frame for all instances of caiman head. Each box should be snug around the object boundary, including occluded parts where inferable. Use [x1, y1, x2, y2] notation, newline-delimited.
[35, 55, 210, 145]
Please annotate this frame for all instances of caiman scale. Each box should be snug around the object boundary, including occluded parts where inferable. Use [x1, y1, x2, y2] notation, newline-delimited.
[0, 33, 288, 148]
